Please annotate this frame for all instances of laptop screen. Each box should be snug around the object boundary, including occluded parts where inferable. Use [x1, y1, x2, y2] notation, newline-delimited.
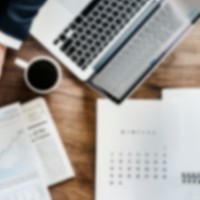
[88, 1, 197, 103]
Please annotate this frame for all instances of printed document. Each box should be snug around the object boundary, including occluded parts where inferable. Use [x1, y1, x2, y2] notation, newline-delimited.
[22, 98, 74, 186]
[0, 103, 51, 200]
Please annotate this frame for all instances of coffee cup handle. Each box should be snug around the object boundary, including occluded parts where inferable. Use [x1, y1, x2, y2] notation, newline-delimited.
[15, 58, 29, 70]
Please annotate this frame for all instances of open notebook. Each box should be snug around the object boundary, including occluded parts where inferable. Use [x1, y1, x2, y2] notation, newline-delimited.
[96, 98, 200, 200]
[0, 98, 75, 199]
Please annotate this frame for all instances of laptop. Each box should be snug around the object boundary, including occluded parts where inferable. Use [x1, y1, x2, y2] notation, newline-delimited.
[31, 0, 200, 103]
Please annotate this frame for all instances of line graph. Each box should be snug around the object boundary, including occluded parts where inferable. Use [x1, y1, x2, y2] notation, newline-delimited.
[0, 130, 23, 162]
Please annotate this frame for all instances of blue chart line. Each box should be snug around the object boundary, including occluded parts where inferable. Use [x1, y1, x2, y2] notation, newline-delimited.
[0, 130, 23, 162]
[0, 130, 26, 180]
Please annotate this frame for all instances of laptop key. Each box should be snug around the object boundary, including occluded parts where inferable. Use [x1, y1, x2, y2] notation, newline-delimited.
[82, 0, 101, 16]
[60, 39, 72, 51]
[54, 0, 149, 70]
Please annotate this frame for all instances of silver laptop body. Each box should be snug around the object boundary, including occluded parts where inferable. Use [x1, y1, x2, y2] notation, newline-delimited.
[31, 0, 200, 103]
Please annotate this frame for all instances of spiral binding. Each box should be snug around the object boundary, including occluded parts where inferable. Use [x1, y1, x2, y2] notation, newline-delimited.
[182, 173, 200, 184]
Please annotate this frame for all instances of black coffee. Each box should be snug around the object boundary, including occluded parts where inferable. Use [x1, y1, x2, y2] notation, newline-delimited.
[27, 60, 58, 90]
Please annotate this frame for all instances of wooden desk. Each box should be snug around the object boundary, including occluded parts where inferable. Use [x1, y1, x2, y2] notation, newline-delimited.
[0, 22, 200, 200]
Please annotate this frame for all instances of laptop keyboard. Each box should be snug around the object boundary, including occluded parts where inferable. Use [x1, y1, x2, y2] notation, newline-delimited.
[54, 0, 149, 70]
[91, 3, 188, 99]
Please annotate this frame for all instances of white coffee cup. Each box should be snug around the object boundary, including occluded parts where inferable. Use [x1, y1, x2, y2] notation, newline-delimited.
[15, 56, 62, 94]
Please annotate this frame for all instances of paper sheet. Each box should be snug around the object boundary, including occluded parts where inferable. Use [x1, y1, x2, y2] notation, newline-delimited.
[0, 103, 51, 200]
[22, 98, 75, 186]
[96, 100, 181, 200]
[162, 89, 200, 200]
[162, 89, 200, 172]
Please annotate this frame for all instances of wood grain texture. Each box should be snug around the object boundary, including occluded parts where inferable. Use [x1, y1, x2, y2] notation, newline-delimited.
[0, 21, 200, 200]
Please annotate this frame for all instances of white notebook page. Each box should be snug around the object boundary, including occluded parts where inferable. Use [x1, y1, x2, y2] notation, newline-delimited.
[163, 89, 200, 200]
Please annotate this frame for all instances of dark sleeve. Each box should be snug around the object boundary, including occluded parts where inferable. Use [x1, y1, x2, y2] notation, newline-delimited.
[0, 0, 46, 41]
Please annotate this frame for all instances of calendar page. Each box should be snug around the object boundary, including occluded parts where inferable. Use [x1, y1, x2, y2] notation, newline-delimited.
[96, 100, 181, 200]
